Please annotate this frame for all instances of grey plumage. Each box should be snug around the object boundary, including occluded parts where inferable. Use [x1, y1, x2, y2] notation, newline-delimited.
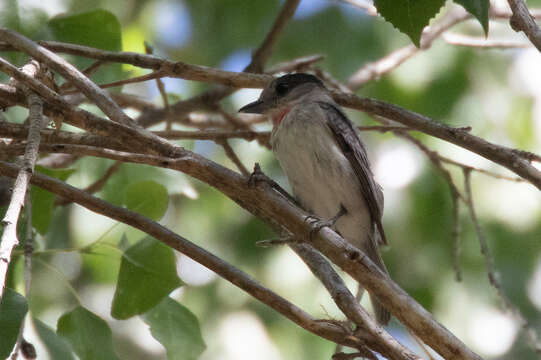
[239, 73, 390, 325]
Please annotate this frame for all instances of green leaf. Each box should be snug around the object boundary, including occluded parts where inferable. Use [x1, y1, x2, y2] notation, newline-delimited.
[454, 0, 489, 35]
[31, 166, 75, 234]
[33, 318, 75, 360]
[142, 297, 206, 360]
[47, 9, 123, 85]
[374, 0, 446, 46]
[48, 9, 121, 52]
[123, 180, 169, 221]
[0, 288, 28, 359]
[57, 306, 119, 360]
[111, 237, 182, 320]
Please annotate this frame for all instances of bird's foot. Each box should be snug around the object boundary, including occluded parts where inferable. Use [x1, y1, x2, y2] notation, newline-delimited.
[248, 163, 299, 205]
[248, 162, 268, 187]
[306, 216, 331, 241]
[305, 205, 347, 241]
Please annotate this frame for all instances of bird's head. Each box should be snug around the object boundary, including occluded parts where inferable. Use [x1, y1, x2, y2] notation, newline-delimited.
[239, 73, 325, 123]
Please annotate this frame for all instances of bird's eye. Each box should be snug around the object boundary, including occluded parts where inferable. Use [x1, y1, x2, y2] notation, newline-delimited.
[275, 82, 289, 96]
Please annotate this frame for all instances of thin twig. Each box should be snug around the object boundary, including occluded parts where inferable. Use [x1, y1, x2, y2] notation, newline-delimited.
[246, 0, 301, 72]
[357, 125, 411, 133]
[217, 106, 250, 129]
[451, 192, 462, 282]
[443, 32, 531, 48]
[0, 61, 43, 300]
[63, 70, 166, 94]
[266, 54, 325, 73]
[463, 169, 497, 286]
[109, 93, 156, 111]
[463, 168, 541, 354]
[218, 140, 250, 176]
[59, 59, 107, 92]
[347, 7, 470, 89]
[56, 160, 123, 206]
[377, 118, 465, 280]
[439, 155, 525, 182]
[144, 42, 169, 108]
[144, 42, 170, 130]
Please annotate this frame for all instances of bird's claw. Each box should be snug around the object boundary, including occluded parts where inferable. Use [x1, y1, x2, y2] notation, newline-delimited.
[305, 205, 347, 241]
[305, 216, 334, 241]
[249, 163, 300, 206]
[248, 162, 267, 187]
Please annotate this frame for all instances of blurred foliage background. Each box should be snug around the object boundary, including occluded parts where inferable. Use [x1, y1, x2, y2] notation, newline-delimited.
[1, 0, 541, 359]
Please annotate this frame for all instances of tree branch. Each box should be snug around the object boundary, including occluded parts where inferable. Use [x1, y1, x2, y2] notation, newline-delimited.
[0, 29, 137, 126]
[507, 0, 541, 52]
[333, 93, 541, 189]
[0, 38, 272, 88]
[347, 7, 470, 89]
[463, 169, 541, 353]
[0, 61, 43, 300]
[0, 141, 482, 359]
[246, 0, 301, 72]
[0, 160, 366, 350]
[443, 32, 530, 48]
[291, 242, 420, 360]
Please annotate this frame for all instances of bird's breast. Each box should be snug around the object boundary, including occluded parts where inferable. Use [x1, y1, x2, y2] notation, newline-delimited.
[270, 105, 372, 245]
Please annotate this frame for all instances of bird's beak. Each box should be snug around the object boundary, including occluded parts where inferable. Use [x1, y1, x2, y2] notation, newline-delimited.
[238, 99, 266, 114]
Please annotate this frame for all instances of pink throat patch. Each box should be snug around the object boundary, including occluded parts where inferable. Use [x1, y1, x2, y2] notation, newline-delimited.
[273, 108, 291, 126]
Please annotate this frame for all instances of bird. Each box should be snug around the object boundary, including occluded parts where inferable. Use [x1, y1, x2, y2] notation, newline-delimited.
[239, 73, 390, 325]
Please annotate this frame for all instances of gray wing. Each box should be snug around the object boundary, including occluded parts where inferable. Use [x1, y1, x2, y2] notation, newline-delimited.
[317, 102, 387, 245]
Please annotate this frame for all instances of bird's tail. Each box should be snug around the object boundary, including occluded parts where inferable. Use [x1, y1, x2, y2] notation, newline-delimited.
[362, 235, 391, 325]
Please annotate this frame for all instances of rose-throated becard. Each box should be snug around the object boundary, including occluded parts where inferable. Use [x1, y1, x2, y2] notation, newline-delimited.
[239, 73, 390, 324]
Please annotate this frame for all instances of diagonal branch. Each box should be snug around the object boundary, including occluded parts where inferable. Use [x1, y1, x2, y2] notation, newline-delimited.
[291, 242, 420, 359]
[0, 142, 481, 359]
[0, 29, 136, 127]
[246, 0, 301, 72]
[55, 160, 123, 206]
[0, 61, 182, 157]
[2, 59, 541, 190]
[507, 0, 541, 52]
[0, 160, 364, 350]
[334, 93, 541, 189]
[218, 140, 250, 176]
[463, 169, 541, 353]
